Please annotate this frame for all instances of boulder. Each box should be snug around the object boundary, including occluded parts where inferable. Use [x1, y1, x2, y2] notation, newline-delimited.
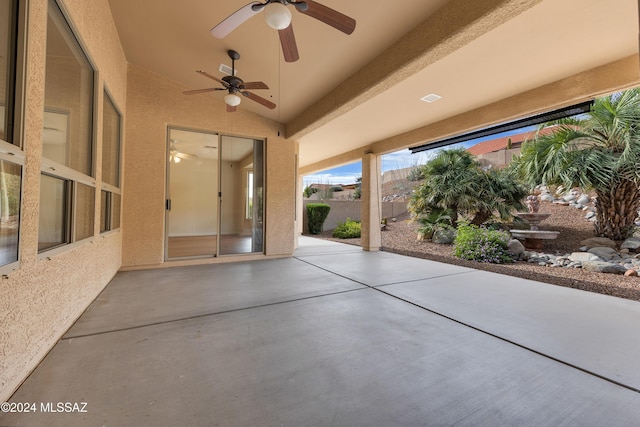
[587, 246, 619, 261]
[507, 239, 525, 256]
[582, 261, 627, 274]
[580, 237, 616, 249]
[621, 237, 640, 251]
[432, 229, 456, 245]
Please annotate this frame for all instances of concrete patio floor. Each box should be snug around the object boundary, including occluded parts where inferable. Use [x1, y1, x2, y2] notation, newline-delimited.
[3, 236, 640, 426]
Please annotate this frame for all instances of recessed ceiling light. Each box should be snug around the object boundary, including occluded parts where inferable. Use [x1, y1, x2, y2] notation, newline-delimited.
[421, 93, 442, 103]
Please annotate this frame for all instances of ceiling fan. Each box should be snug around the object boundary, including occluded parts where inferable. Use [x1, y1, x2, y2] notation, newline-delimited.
[210, 0, 356, 62]
[169, 140, 198, 163]
[183, 49, 276, 112]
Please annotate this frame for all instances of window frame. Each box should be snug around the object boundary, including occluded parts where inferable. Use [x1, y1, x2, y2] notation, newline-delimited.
[38, 0, 99, 258]
[0, 0, 28, 274]
[100, 87, 122, 235]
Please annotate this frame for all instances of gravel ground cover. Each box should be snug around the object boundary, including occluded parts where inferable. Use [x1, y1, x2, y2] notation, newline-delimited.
[311, 202, 640, 302]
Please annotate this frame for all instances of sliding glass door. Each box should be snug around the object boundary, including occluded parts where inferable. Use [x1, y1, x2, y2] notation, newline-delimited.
[219, 135, 264, 255]
[165, 128, 264, 260]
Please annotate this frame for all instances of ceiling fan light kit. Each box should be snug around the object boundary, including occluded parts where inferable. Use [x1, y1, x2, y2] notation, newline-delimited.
[264, 2, 292, 30]
[224, 93, 242, 107]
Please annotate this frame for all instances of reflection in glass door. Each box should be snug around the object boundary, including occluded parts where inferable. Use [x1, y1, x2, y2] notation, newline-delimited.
[166, 128, 218, 259]
[219, 135, 264, 255]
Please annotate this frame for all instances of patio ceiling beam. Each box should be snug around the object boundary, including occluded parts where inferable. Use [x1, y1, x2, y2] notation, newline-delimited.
[285, 0, 544, 141]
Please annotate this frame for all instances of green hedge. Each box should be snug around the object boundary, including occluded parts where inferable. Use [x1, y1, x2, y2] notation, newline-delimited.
[307, 203, 331, 234]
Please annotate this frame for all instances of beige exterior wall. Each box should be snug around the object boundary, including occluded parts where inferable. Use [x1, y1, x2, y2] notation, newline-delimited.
[121, 64, 296, 268]
[0, 0, 127, 402]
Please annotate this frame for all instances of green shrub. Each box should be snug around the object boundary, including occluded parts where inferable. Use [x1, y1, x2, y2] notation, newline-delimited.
[453, 223, 513, 264]
[307, 203, 331, 234]
[332, 218, 361, 239]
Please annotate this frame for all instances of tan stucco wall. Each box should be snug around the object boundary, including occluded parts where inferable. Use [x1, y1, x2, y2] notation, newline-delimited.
[122, 64, 296, 268]
[0, 0, 127, 402]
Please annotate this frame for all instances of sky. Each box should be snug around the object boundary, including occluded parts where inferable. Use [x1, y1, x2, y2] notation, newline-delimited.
[302, 126, 537, 187]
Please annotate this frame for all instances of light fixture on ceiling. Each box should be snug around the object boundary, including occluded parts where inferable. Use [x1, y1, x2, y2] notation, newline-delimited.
[264, 2, 292, 30]
[224, 92, 242, 107]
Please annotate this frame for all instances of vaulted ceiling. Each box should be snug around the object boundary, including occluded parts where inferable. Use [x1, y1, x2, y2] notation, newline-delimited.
[107, 0, 639, 171]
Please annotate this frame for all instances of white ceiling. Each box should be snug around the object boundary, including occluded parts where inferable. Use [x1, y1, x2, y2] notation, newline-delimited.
[107, 0, 639, 169]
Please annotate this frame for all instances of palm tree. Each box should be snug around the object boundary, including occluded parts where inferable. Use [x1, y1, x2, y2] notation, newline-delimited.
[512, 89, 640, 240]
[409, 148, 526, 227]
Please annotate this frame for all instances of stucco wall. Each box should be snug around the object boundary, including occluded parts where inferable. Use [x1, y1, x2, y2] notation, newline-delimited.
[0, 0, 127, 402]
[122, 64, 296, 268]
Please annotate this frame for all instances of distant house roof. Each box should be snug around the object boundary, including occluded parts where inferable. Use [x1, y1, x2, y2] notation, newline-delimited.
[466, 127, 556, 156]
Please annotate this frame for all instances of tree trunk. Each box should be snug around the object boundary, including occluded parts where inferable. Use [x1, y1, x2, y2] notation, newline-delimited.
[471, 210, 492, 226]
[594, 179, 640, 240]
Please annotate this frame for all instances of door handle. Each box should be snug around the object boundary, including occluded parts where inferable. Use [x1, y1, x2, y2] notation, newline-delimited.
[166, 199, 171, 211]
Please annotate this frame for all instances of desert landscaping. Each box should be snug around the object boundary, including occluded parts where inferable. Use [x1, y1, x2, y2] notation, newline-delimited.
[313, 197, 640, 302]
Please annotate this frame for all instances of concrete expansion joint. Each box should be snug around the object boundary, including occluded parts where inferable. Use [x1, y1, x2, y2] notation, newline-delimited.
[295, 256, 640, 396]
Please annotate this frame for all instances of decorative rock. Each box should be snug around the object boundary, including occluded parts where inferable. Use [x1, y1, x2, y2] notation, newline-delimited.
[621, 237, 640, 251]
[577, 194, 591, 204]
[625, 269, 639, 277]
[585, 211, 596, 220]
[568, 252, 603, 262]
[580, 237, 616, 249]
[432, 229, 456, 245]
[508, 239, 525, 256]
[582, 261, 627, 274]
[588, 246, 619, 261]
[540, 193, 555, 202]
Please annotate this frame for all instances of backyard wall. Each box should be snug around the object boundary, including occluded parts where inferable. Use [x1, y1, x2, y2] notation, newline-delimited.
[302, 200, 407, 233]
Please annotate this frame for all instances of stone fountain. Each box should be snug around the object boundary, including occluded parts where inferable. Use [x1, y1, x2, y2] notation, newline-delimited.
[510, 195, 559, 249]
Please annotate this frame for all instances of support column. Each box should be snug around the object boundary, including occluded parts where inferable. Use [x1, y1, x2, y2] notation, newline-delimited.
[361, 152, 381, 251]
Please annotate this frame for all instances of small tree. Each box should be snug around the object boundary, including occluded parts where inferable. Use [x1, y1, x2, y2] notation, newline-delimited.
[408, 148, 526, 228]
[306, 203, 331, 234]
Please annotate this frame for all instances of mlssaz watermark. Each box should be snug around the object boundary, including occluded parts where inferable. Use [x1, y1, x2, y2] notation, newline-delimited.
[1, 401, 88, 413]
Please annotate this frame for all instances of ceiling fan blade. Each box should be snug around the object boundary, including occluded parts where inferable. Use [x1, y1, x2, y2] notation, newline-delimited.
[183, 88, 223, 95]
[195, 70, 228, 87]
[242, 91, 276, 109]
[299, 0, 356, 35]
[240, 81, 269, 90]
[210, 2, 262, 38]
[227, 104, 237, 113]
[278, 24, 299, 62]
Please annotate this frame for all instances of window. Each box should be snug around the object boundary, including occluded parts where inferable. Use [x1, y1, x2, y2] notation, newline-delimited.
[1, 0, 18, 145]
[39, 0, 96, 253]
[0, 160, 21, 264]
[0, 0, 24, 269]
[100, 90, 121, 233]
[42, 0, 94, 175]
[102, 91, 120, 187]
[38, 174, 69, 251]
[100, 190, 120, 233]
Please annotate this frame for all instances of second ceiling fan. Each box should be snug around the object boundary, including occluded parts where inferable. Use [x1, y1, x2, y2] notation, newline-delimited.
[183, 49, 276, 112]
[210, 0, 356, 62]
